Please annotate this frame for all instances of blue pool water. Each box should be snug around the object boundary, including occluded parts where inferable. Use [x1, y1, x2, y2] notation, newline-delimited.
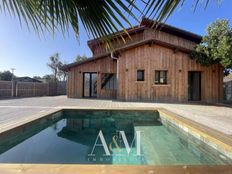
[0, 110, 231, 165]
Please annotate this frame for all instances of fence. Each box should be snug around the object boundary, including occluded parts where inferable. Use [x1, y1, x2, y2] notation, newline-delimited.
[0, 81, 66, 98]
[224, 81, 232, 103]
[0, 81, 12, 97]
[57, 81, 67, 95]
[16, 82, 49, 97]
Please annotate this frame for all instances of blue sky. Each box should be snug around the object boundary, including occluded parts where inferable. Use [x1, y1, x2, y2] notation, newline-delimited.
[0, 0, 231, 77]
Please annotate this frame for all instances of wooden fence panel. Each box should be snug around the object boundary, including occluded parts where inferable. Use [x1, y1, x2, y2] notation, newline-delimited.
[0, 81, 12, 97]
[57, 82, 67, 95]
[48, 82, 57, 96]
[35, 83, 49, 96]
[16, 82, 48, 97]
[0, 81, 66, 98]
[16, 82, 34, 97]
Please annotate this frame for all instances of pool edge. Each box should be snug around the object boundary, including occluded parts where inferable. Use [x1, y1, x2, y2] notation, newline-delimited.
[158, 108, 232, 159]
[0, 107, 232, 174]
[0, 164, 231, 174]
[0, 108, 63, 135]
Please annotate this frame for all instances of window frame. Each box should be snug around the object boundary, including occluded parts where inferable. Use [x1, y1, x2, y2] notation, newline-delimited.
[136, 70, 145, 81]
[154, 70, 168, 85]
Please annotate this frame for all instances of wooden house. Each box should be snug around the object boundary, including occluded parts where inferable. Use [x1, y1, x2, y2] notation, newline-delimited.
[63, 18, 223, 102]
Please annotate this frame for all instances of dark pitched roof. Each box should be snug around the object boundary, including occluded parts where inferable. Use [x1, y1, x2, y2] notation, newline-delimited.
[15, 76, 42, 83]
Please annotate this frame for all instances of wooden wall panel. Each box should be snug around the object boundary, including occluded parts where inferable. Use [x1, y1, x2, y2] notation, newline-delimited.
[67, 56, 117, 99]
[117, 44, 223, 102]
[92, 32, 144, 56]
[144, 29, 197, 50]
[91, 28, 196, 57]
[91, 28, 197, 57]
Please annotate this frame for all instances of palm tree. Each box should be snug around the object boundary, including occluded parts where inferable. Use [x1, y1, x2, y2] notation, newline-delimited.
[0, 0, 214, 39]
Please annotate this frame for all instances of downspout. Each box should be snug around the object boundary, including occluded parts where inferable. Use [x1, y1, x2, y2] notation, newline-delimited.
[111, 52, 119, 99]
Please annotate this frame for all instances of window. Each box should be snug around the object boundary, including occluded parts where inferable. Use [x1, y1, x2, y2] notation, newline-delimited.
[137, 70, 144, 81]
[155, 71, 168, 84]
[101, 73, 117, 90]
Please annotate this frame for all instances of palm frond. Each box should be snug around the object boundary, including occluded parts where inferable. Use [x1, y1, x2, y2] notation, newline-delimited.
[0, 0, 140, 38]
[0, 0, 215, 40]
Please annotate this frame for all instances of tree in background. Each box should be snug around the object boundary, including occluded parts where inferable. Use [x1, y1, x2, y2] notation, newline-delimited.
[42, 74, 56, 82]
[75, 55, 87, 62]
[47, 53, 61, 82]
[33, 76, 42, 80]
[191, 19, 232, 75]
[0, 71, 15, 81]
[47, 53, 67, 82]
[57, 64, 67, 81]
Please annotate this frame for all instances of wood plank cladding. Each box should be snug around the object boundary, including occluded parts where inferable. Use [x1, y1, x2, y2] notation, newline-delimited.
[92, 31, 144, 56]
[90, 27, 200, 57]
[67, 56, 117, 99]
[117, 44, 223, 102]
[67, 43, 223, 102]
[144, 29, 197, 51]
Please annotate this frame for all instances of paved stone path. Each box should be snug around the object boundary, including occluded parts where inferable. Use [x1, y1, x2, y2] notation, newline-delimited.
[0, 96, 231, 135]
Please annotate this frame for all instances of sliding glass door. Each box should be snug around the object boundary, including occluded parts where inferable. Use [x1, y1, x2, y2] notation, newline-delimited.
[83, 73, 97, 98]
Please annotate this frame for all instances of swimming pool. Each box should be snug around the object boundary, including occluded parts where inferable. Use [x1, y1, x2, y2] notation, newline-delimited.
[0, 110, 231, 165]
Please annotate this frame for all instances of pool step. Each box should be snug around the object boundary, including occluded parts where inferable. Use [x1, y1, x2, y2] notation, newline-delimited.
[133, 121, 163, 165]
[133, 121, 191, 165]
